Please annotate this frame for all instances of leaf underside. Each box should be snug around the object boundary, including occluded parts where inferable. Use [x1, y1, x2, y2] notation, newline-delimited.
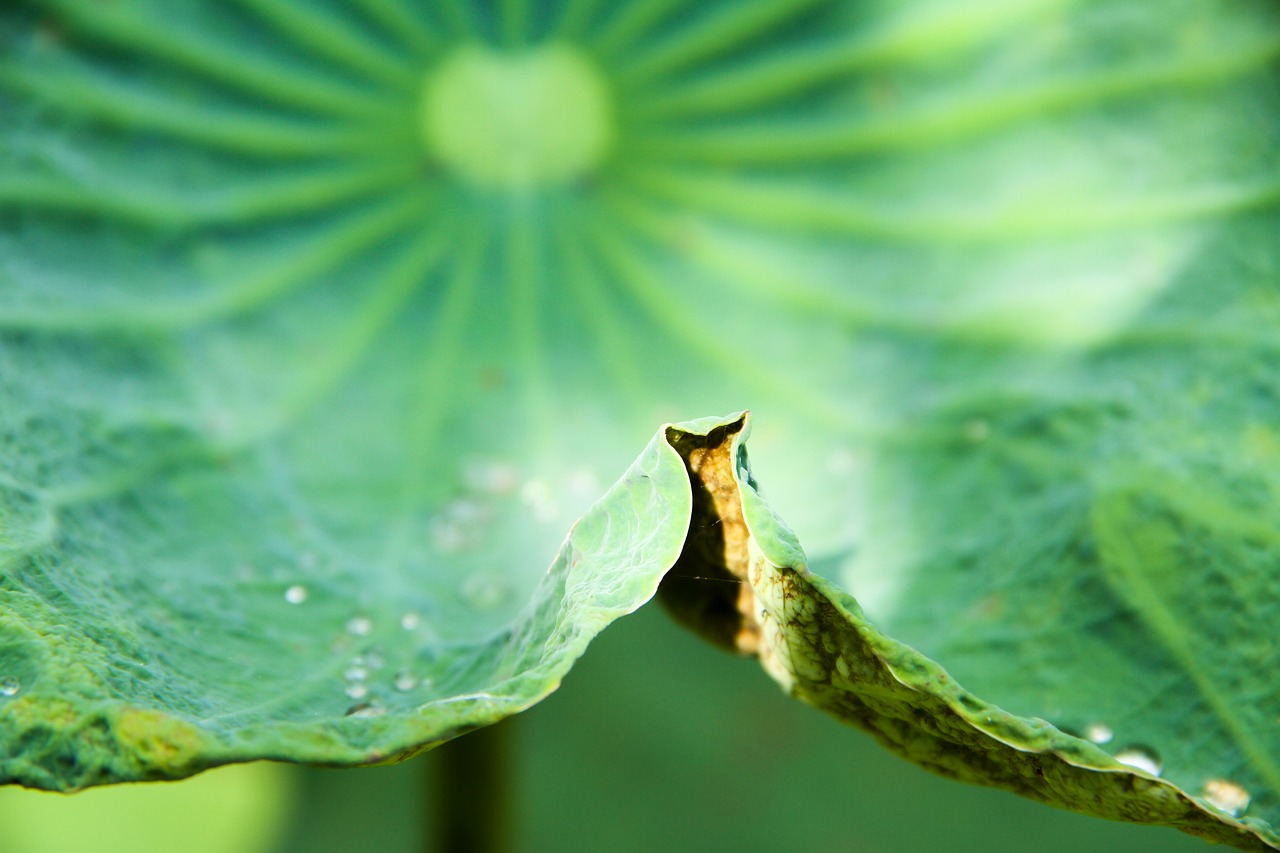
[1, 0, 1279, 849]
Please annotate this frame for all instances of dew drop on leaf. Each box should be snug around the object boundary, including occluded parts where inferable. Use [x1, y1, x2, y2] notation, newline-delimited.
[519, 479, 557, 522]
[345, 616, 373, 637]
[393, 672, 419, 692]
[0, 676, 19, 697]
[1202, 779, 1250, 816]
[399, 612, 420, 631]
[344, 682, 369, 700]
[1085, 723, 1114, 744]
[461, 575, 511, 612]
[1114, 746, 1162, 776]
[283, 585, 308, 604]
[345, 702, 385, 718]
[430, 499, 487, 551]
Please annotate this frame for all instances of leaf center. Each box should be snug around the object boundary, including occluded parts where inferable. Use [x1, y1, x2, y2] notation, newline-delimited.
[420, 44, 614, 190]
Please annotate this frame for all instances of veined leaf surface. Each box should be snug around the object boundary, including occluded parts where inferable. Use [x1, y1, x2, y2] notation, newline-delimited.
[1, 0, 1278, 848]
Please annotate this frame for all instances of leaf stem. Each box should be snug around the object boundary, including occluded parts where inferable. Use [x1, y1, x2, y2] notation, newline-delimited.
[432, 721, 513, 853]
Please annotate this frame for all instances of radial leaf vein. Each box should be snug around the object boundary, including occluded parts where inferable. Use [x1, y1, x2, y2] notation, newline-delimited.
[0, 62, 412, 159]
[628, 36, 886, 121]
[500, 0, 531, 46]
[550, 0, 606, 40]
[0, 160, 421, 229]
[347, 0, 443, 58]
[220, 213, 451, 449]
[605, 191, 906, 331]
[622, 167, 1280, 243]
[618, 168, 919, 241]
[1093, 492, 1280, 798]
[382, 207, 488, 570]
[42, 0, 405, 119]
[618, 0, 827, 87]
[631, 0, 1083, 106]
[590, 0, 688, 60]
[436, 0, 482, 39]
[504, 203, 555, 453]
[632, 35, 1280, 161]
[587, 215, 860, 431]
[0, 190, 430, 333]
[169, 189, 433, 327]
[231, 0, 420, 91]
[550, 201, 652, 407]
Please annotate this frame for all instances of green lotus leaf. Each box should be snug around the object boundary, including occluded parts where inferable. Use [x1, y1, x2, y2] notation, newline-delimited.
[1, 0, 1278, 848]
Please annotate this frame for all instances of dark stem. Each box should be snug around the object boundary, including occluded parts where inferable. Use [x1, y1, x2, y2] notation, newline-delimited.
[431, 720, 513, 853]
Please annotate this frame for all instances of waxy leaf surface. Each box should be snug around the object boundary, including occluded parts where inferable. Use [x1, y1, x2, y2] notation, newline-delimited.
[1, 0, 1278, 848]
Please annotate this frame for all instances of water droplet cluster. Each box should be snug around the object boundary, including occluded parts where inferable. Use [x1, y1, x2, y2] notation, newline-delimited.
[519, 478, 557, 523]
[330, 611, 432, 716]
[431, 498, 489, 552]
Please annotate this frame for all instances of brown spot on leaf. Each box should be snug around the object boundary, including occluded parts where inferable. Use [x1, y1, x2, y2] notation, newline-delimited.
[656, 414, 761, 655]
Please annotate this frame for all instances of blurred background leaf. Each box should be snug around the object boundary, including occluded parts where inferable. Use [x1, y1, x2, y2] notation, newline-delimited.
[0, 761, 295, 853]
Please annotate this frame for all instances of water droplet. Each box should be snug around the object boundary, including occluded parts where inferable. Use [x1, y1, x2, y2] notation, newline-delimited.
[520, 479, 558, 522]
[284, 584, 308, 604]
[1085, 723, 1113, 744]
[1202, 779, 1250, 816]
[394, 671, 419, 692]
[1114, 746, 1162, 776]
[461, 574, 512, 612]
[0, 676, 19, 697]
[344, 682, 369, 700]
[346, 616, 373, 637]
[430, 499, 487, 551]
[344, 665, 369, 682]
[345, 702, 385, 718]
[400, 612, 421, 631]
[462, 458, 519, 495]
